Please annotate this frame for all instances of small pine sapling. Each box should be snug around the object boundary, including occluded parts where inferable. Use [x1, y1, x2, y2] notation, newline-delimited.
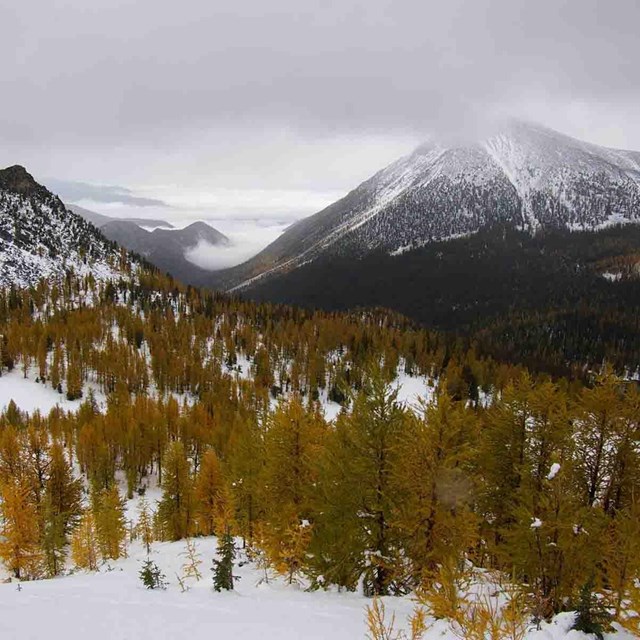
[139, 559, 167, 590]
[571, 578, 612, 640]
[212, 531, 237, 592]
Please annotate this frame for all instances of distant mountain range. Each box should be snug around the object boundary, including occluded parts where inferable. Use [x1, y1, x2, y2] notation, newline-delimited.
[67, 204, 175, 230]
[2, 120, 640, 374]
[68, 204, 229, 285]
[212, 120, 640, 293]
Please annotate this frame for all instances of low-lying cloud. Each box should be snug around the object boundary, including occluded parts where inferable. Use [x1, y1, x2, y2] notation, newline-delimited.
[185, 221, 290, 270]
[50, 180, 328, 269]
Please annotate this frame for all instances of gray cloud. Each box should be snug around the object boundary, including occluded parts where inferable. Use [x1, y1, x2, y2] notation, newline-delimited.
[46, 179, 168, 207]
[2, 0, 640, 193]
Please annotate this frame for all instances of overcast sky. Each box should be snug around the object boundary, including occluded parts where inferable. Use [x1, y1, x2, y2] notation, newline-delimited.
[2, 0, 639, 225]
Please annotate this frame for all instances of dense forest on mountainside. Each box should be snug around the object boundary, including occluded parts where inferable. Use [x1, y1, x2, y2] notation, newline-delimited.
[0, 271, 639, 635]
[244, 224, 640, 377]
[4, 164, 639, 382]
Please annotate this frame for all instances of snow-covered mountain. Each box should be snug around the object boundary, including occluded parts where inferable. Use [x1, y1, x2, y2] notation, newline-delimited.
[0, 166, 125, 288]
[216, 121, 640, 291]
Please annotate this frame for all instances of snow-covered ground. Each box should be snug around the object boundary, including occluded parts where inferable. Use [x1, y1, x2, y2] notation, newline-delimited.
[0, 536, 410, 640]
[0, 369, 95, 414]
[0, 534, 634, 640]
[0, 362, 437, 421]
[0, 538, 380, 639]
[394, 370, 435, 409]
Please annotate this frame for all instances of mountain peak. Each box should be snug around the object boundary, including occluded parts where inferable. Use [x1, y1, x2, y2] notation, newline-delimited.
[173, 221, 229, 246]
[214, 121, 640, 292]
[0, 165, 48, 197]
[183, 220, 213, 232]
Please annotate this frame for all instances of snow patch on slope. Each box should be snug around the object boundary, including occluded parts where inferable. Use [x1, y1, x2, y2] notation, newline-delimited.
[0, 369, 106, 415]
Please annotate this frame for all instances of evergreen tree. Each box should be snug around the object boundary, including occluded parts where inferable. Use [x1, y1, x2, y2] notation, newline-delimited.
[0, 479, 43, 580]
[212, 530, 236, 592]
[312, 369, 407, 595]
[66, 348, 83, 401]
[71, 511, 99, 571]
[41, 500, 67, 577]
[227, 415, 264, 547]
[392, 391, 478, 583]
[93, 485, 127, 560]
[259, 397, 324, 579]
[157, 441, 193, 540]
[193, 448, 226, 536]
[488, 380, 589, 614]
[571, 578, 612, 639]
[50, 345, 62, 392]
[139, 559, 167, 590]
[479, 376, 535, 540]
[573, 370, 623, 508]
[44, 442, 83, 538]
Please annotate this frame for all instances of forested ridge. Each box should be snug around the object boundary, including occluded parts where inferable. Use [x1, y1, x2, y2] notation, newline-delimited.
[0, 269, 639, 636]
[245, 224, 640, 379]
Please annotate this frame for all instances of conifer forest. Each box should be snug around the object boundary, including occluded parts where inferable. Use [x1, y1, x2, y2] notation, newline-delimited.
[0, 270, 639, 638]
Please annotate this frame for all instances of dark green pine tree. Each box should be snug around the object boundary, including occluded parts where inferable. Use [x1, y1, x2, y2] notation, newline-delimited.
[571, 577, 612, 640]
[139, 559, 167, 590]
[212, 532, 236, 592]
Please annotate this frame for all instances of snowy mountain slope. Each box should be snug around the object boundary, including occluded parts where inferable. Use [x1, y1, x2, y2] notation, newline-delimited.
[213, 121, 640, 291]
[0, 166, 125, 288]
[483, 121, 640, 229]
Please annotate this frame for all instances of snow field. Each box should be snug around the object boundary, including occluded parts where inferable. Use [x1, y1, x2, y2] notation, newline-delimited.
[0, 368, 104, 415]
[0, 532, 635, 640]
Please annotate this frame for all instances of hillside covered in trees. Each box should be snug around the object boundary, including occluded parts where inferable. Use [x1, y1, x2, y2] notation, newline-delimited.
[0, 270, 639, 638]
[243, 224, 640, 378]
